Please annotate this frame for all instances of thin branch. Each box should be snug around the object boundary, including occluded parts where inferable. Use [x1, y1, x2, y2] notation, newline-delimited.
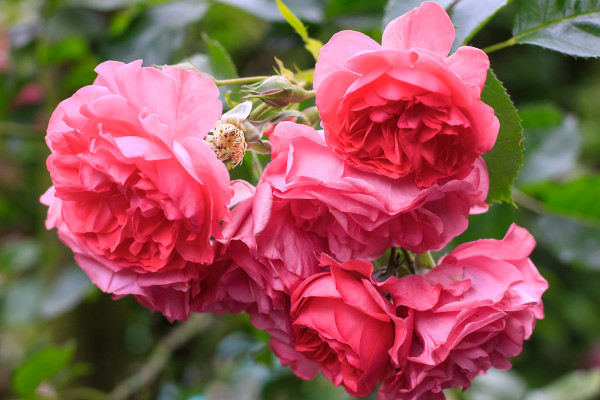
[482, 37, 517, 54]
[401, 248, 415, 275]
[109, 314, 213, 400]
[386, 247, 398, 276]
[215, 76, 270, 87]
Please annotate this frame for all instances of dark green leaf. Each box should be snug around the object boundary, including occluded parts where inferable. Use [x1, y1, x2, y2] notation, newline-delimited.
[203, 34, 238, 80]
[2, 278, 42, 326]
[521, 176, 600, 223]
[533, 214, 600, 270]
[524, 368, 600, 400]
[215, 0, 325, 22]
[40, 266, 93, 319]
[12, 345, 74, 397]
[0, 238, 41, 274]
[39, 38, 90, 64]
[518, 115, 581, 183]
[519, 102, 563, 129]
[513, 0, 600, 57]
[47, 7, 107, 41]
[481, 69, 524, 204]
[65, 0, 145, 11]
[104, 0, 208, 65]
[449, 0, 512, 52]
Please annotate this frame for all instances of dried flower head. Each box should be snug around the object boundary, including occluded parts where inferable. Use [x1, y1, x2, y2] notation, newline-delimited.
[207, 121, 247, 168]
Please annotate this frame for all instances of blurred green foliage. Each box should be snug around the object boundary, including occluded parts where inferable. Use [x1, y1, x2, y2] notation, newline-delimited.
[1, 0, 600, 399]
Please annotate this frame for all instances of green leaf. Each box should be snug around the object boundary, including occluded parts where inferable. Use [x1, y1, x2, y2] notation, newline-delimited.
[532, 214, 600, 270]
[12, 345, 75, 397]
[518, 115, 581, 183]
[39, 266, 93, 319]
[276, 0, 308, 40]
[304, 38, 323, 62]
[383, 0, 511, 51]
[449, 0, 512, 52]
[275, 0, 322, 60]
[521, 175, 600, 223]
[524, 369, 600, 400]
[513, 0, 600, 57]
[481, 69, 524, 204]
[103, 0, 208, 65]
[65, 0, 145, 11]
[202, 34, 238, 80]
[519, 102, 563, 129]
[214, 0, 325, 23]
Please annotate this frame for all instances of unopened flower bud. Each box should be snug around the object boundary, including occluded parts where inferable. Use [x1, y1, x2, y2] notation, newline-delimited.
[244, 76, 314, 108]
[301, 106, 320, 126]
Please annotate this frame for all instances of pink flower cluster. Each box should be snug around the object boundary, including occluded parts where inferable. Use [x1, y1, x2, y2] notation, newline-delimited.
[41, 2, 547, 399]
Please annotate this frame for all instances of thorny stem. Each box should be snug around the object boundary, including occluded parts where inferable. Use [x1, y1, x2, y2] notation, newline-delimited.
[109, 314, 213, 400]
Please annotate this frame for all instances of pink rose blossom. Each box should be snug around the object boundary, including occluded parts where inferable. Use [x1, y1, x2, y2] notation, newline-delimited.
[42, 60, 232, 321]
[379, 224, 548, 399]
[314, 1, 499, 187]
[192, 194, 324, 379]
[290, 254, 408, 397]
[15, 83, 45, 106]
[255, 121, 488, 260]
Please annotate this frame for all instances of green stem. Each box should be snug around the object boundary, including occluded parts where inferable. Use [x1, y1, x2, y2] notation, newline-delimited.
[415, 251, 436, 270]
[214, 76, 270, 87]
[511, 188, 546, 214]
[484, 10, 600, 55]
[386, 247, 398, 275]
[251, 151, 264, 183]
[401, 248, 416, 274]
[250, 102, 270, 120]
[482, 37, 517, 54]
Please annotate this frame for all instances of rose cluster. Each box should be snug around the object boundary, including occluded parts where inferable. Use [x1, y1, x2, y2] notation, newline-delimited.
[41, 2, 547, 399]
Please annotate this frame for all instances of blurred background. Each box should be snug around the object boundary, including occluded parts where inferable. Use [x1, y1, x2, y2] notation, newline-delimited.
[1, 0, 600, 399]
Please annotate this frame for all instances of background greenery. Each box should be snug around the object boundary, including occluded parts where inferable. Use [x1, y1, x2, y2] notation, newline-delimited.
[1, 0, 600, 399]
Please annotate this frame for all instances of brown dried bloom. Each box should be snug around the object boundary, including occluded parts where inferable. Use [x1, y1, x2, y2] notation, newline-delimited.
[207, 122, 247, 168]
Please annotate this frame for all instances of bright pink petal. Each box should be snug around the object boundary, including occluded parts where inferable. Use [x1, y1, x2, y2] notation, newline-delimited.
[445, 46, 490, 93]
[314, 30, 380, 91]
[229, 180, 255, 208]
[162, 65, 222, 142]
[382, 1, 454, 56]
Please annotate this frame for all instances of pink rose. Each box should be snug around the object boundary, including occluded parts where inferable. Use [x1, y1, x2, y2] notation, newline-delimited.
[255, 121, 488, 259]
[42, 60, 232, 321]
[15, 83, 45, 106]
[314, 1, 499, 187]
[192, 195, 324, 379]
[290, 254, 408, 397]
[379, 224, 548, 399]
